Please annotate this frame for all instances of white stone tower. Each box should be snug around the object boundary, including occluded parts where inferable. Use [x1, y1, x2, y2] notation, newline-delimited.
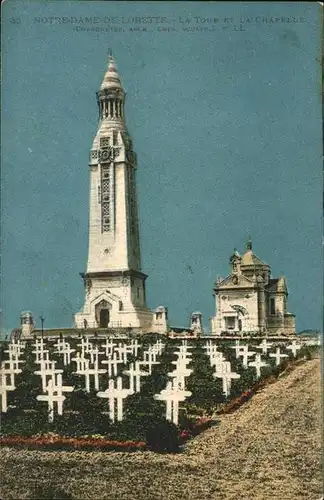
[75, 54, 153, 331]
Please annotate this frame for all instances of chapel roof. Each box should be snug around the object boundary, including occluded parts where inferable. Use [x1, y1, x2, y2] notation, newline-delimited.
[266, 277, 287, 293]
[240, 238, 269, 268]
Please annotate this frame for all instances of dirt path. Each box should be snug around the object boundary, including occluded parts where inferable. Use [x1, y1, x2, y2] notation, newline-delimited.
[0, 358, 322, 500]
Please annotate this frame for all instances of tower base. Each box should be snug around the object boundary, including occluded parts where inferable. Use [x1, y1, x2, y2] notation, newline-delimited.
[74, 270, 154, 332]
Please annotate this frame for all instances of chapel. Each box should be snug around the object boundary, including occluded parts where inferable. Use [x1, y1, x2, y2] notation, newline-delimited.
[209, 239, 296, 336]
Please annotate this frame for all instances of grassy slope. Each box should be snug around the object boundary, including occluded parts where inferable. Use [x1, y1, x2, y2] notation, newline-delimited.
[0, 358, 322, 500]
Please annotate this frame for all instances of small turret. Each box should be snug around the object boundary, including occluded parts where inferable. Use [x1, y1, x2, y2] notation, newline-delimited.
[20, 311, 34, 338]
[190, 311, 203, 335]
[152, 305, 168, 334]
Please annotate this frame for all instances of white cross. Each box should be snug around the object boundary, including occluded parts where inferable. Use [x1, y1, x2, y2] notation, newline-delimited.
[269, 347, 288, 366]
[152, 340, 165, 356]
[54, 343, 75, 366]
[33, 338, 45, 349]
[123, 361, 149, 392]
[82, 358, 106, 392]
[238, 346, 256, 368]
[34, 360, 63, 392]
[172, 354, 191, 369]
[175, 345, 193, 356]
[167, 365, 192, 390]
[101, 339, 116, 357]
[140, 351, 160, 374]
[254, 339, 273, 355]
[5, 340, 25, 358]
[72, 357, 92, 392]
[101, 352, 123, 378]
[180, 340, 193, 349]
[53, 338, 69, 352]
[203, 340, 213, 354]
[286, 340, 301, 357]
[77, 337, 92, 356]
[248, 353, 269, 378]
[154, 380, 192, 425]
[230, 340, 243, 358]
[32, 343, 49, 363]
[126, 339, 140, 357]
[0, 366, 20, 412]
[214, 362, 240, 397]
[209, 349, 225, 363]
[114, 343, 128, 364]
[97, 376, 133, 422]
[144, 348, 157, 362]
[9, 339, 26, 354]
[87, 344, 104, 365]
[210, 352, 226, 373]
[204, 342, 219, 357]
[71, 351, 89, 373]
[33, 349, 50, 364]
[2, 353, 23, 386]
[36, 374, 74, 422]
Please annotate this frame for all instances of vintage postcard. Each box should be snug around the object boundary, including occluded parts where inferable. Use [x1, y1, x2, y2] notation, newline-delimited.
[1, 1, 322, 499]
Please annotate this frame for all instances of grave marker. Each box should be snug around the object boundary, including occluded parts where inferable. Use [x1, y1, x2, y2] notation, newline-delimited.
[214, 361, 240, 397]
[248, 353, 269, 378]
[97, 376, 133, 422]
[34, 361, 63, 392]
[154, 380, 192, 425]
[286, 340, 302, 357]
[254, 339, 273, 355]
[36, 374, 74, 422]
[269, 347, 288, 366]
[0, 366, 19, 412]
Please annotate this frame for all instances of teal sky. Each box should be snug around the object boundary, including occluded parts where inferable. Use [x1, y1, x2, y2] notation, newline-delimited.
[1, 1, 322, 334]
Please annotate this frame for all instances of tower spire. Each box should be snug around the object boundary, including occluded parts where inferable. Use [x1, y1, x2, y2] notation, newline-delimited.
[96, 52, 125, 126]
[246, 235, 252, 251]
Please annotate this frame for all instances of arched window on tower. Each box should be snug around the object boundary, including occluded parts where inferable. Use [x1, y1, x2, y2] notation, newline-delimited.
[270, 297, 276, 315]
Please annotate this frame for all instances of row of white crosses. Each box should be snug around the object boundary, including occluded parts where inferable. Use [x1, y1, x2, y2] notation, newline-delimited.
[71, 338, 134, 392]
[123, 361, 149, 393]
[29, 339, 74, 421]
[0, 340, 26, 412]
[33, 337, 141, 420]
[32, 337, 143, 421]
[230, 341, 270, 380]
[96, 339, 166, 422]
[203, 341, 241, 398]
[154, 341, 193, 425]
[139, 342, 163, 374]
[54, 338, 76, 366]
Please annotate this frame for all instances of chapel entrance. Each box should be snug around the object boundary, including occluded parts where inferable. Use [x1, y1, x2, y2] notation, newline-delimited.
[99, 309, 110, 328]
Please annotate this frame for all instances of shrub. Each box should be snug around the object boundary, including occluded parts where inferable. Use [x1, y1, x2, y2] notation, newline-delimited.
[1, 406, 51, 437]
[145, 418, 180, 453]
